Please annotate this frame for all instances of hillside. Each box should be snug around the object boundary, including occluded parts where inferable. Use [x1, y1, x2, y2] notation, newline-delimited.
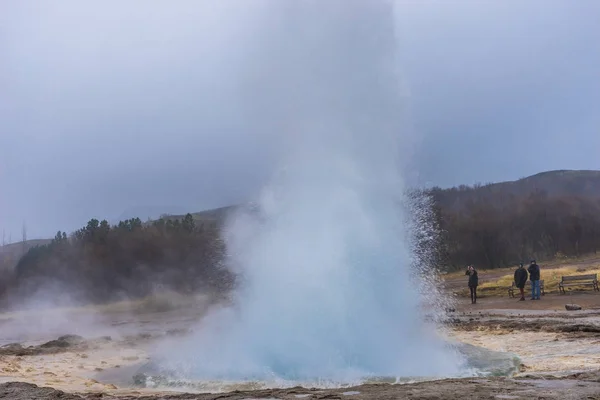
[428, 170, 600, 269]
[432, 170, 600, 211]
[178, 170, 600, 223]
[511, 170, 600, 196]
[5, 169, 600, 281]
[160, 205, 238, 227]
[165, 170, 600, 271]
[171, 170, 600, 226]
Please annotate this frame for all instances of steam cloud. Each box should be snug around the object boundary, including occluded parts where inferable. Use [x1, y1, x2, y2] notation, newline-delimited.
[158, 0, 462, 384]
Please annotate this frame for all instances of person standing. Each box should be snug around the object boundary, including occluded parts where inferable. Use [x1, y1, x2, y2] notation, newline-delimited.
[514, 263, 529, 301]
[528, 259, 541, 300]
[465, 265, 479, 304]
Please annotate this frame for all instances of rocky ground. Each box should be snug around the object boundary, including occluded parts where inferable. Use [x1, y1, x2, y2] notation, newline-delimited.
[2, 290, 600, 399]
[3, 374, 600, 400]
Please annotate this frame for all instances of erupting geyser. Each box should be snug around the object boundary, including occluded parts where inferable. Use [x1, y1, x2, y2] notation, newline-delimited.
[157, 0, 464, 385]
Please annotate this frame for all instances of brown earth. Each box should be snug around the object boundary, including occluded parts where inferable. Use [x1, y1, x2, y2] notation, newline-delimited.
[2, 268, 600, 399]
[3, 375, 600, 400]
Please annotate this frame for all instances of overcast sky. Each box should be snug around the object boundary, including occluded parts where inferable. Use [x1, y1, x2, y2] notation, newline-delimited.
[1, 0, 599, 239]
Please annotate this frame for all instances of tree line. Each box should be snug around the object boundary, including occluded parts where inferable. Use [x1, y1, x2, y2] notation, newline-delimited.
[0, 214, 233, 306]
[428, 185, 600, 270]
[3, 179, 600, 305]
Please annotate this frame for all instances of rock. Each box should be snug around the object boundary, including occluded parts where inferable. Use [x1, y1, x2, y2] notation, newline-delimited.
[58, 334, 84, 343]
[133, 373, 148, 387]
[565, 304, 582, 311]
[0, 343, 31, 356]
[0, 382, 82, 400]
[0, 335, 87, 356]
[1, 343, 24, 351]
[40, 334, 84, 349]
[165, 328, 191, 337]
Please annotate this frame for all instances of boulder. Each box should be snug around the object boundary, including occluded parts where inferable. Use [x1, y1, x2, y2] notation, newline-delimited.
[565, 304, 582, 311]
[40, 334, 84, 348]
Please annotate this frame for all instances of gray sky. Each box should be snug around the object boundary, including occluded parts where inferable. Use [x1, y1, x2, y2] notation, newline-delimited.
[1, 0, 599, 239]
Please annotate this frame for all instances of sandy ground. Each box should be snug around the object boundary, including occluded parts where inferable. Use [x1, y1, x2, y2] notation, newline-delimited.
[0, 296, 208, 396]
[0, 336, 151, 394]
[451, 302, 600, 376]
[2, 290, 600, 399]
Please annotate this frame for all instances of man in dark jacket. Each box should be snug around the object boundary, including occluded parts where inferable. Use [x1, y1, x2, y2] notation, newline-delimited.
[514, 263, 528, 301]
[465, 265, 479, 304]
[528, 259, 541, 300]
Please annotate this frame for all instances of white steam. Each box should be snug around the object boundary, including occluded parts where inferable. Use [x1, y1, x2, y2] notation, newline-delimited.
[159, 0, 462, 384]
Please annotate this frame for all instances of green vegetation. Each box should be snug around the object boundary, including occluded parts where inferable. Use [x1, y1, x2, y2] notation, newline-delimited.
[0, 214, 232, 307]
[2, 169, 600, 306]
[429, 170, 600, 270]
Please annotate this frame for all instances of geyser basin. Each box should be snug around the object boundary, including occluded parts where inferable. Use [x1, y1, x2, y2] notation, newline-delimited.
[150, 0, 463, 385]
[121, 343, 520, 392]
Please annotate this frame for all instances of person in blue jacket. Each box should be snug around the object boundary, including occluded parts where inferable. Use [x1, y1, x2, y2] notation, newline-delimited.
[528, 259, 541, 300]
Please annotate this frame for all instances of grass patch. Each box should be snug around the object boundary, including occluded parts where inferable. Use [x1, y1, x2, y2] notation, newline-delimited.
[94, 291, 206, 314]
[444, 253, 600, 278]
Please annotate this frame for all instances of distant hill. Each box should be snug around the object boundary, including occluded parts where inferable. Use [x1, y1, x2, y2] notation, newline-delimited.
[118, 205, 190, 222]
[508, 170, 600, 197]
[6, 169, 600, 305]
[431, 170, 600, 211]
[153, 170, 600, 225]
[0, 239, 52, 271]
[7, 169, 599, 271]
[158, 205, 238, 227]
[141, 169, 600, 270]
